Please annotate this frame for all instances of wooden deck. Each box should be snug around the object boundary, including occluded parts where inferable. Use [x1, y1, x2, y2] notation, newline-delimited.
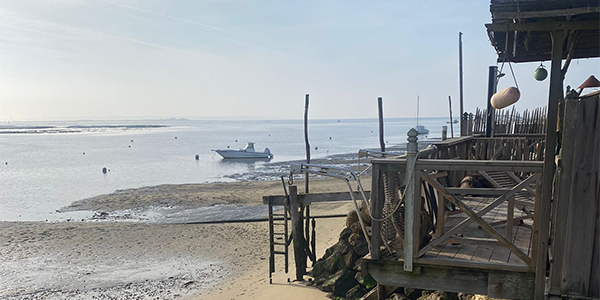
[364, 196, 536, 298]
[421, 196, 533, 268]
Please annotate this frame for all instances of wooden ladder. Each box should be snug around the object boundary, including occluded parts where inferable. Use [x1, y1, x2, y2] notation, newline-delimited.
[268, 201, 290, 283]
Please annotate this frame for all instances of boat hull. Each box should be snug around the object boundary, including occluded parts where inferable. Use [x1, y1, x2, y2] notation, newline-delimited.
[215, 150, 272, 159]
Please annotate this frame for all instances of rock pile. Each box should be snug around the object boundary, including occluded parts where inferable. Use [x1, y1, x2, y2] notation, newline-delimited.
[310, 204, 375, 299]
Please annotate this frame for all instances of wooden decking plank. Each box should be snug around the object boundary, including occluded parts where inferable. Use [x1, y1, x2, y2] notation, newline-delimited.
[452, 199, 488, 261]
[472, 199, 505, 263]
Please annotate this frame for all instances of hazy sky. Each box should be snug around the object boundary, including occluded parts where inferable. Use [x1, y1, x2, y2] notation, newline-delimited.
[1, 1, 598, 121]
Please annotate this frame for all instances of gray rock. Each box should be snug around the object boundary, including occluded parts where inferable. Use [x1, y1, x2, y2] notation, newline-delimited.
[321, 268, 358, 296]
[346, 211, 359, 228]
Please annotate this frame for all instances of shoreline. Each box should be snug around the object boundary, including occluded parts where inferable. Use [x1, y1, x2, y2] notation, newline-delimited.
[0, 178, 359, 299]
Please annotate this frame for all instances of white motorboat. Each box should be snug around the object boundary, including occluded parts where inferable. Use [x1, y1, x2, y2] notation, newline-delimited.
[213, 142, 273, 159]
[412, 96, 429, 134]
[413, 125, 430, 135]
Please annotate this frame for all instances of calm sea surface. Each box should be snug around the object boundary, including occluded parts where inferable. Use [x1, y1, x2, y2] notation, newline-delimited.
[0, 118, 453, 221]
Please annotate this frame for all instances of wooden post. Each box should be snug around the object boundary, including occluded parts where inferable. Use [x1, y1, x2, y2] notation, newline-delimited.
[442, 126, 448, 141]
[289, 185, 306, 281]
[535, 29, 564, 300]
[486, 66, 498, 137]
[507, 195, 514, 241]
[404, 128, 418, 272]
[370, 163, 384, 260]
[459, 32, 465, 136]
[304, 94, 310, 194]
[268, 203, 275, 284]
[448, 96, 454, 138]
[378, 97, 385, 152]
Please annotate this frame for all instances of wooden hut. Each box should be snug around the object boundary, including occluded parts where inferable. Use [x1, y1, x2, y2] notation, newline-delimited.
[362, 1, 600, 299]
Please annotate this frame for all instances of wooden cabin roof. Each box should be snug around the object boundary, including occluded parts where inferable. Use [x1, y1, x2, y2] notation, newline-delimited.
[486, 0, 600, 63]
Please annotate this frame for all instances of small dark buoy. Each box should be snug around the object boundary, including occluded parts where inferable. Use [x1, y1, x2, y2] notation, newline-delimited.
[329, 137, 332, 140]
[371, 130, 373, 133]
[131, 139, 134, 142]
[102, 167, 107, 174]
[175, 137, 177, 139]
[195, 154, 199, 160]
[227, 145, 230, 148]
[386, 141, 388, 143]
[315, 146, 318, 150]
[83, 152, 85, 155]
[128, 145, 131, 148]
[235, 139, 238, 142]
[5, 162, 7, 165]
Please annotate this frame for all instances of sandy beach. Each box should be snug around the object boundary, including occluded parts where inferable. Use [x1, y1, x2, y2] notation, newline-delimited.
[0, 178, 361, 299]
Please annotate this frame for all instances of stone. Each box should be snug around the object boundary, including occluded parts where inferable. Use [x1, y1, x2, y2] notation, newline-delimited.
[337, 239, 352, 255]
[340, 227, 353, 241]
[344, 251, 359, 269]
[345, 284, 369, 300]
[387, 292, 410, 300]
[321, 268, 358, 296]
[417, 291, 446, 300]
[350, 221, 362, 234]
[310, 259, 328, 278]
[359, 201, 372, 225]
[346, 211, 359, 228]
[352, 236, 369, 257]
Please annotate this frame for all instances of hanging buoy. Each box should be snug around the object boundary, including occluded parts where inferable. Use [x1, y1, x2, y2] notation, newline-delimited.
[491, 87, 520, 109]
[534, 64, 548, 81]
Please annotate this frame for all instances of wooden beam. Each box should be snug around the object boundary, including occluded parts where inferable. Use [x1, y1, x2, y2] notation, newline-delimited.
[445, 187, 511, 196]
[535, 29, 565, 300]
[370, 164, 384, 261]
[485, 20, 599, 32]
[492, 7, 600, 20]
[289, 185, 306, 281]
[414, 257, 533, 273]
[366, 259, 535, 299]
[415, 159, 544, 172]
[263, 191, 371, 206]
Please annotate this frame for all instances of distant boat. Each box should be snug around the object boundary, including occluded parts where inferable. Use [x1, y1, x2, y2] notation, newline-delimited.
[413, 96, 429, 135]
[213, 142, 273, 159]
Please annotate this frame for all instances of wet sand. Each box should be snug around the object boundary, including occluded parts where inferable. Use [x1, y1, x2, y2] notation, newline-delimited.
[0, 178, 362, 299]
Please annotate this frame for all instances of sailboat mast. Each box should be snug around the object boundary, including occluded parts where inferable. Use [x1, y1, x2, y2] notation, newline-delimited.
[416, 95, 420, 126]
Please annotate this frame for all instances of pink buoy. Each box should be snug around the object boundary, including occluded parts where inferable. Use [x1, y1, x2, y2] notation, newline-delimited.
[491, 86, 520, 109]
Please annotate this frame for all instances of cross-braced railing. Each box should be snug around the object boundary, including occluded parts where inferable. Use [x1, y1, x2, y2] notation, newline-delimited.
[370, 129, 543, 272]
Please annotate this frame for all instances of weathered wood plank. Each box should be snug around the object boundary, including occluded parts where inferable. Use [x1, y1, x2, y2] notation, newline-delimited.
[488, 272, 535, 299]
[289, 185, 306, 281]
[370, 164, 384, 261]
[416, 159, 543, 172]
[263, 191, 371, 206]
[558, 96, 600, 296]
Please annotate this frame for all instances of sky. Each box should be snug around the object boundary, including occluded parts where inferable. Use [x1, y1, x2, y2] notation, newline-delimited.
[0, 0, 598, 121]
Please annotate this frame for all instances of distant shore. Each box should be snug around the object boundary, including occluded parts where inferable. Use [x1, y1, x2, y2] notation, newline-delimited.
[0, 178, 358, 299]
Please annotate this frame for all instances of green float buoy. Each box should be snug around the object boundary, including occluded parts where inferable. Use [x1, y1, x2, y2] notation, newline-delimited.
[534, 64, 548, 81]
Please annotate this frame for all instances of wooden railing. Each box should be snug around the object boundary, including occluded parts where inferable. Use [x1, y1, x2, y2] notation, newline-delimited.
[369, 129, 543, 273]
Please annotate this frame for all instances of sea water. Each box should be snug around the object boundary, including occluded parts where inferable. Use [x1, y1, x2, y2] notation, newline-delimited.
[0, 118, 452, 221]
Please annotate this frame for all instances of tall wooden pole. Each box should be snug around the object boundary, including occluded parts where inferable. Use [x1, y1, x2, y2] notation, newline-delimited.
[448, 96, 454, 138]
[486, 66, 498, 137]
[534, 29, 564, 300]
[378, 97, 385, 152]
[303, 94, 311, 272]
[459, 32, 465, 136]
[304, 94, 310, 194]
